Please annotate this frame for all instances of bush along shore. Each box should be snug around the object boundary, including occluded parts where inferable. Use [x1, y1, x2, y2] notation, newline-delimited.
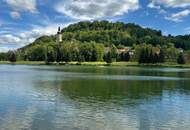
[0, 43, 188, 67]
[1, 61, 190, 68]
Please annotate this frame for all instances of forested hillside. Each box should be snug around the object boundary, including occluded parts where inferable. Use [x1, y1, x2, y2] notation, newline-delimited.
[61, 21, 190, 50]
[19, 21, 190, 51]
[0, 21, 190, 64]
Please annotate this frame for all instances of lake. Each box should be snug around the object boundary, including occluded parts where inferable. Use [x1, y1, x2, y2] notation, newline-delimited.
[0, 65, 190, 130]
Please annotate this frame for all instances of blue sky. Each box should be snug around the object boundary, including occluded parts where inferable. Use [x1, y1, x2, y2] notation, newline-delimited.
[0, 0, 190, 52]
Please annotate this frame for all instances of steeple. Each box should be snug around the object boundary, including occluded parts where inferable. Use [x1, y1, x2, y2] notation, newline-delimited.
[56, 26, 62, 63]
[56, 26, 62, 43]
[58, 27, 61, 33]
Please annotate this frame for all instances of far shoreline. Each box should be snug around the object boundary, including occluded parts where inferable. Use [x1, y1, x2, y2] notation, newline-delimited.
[1, 61, 190, 68]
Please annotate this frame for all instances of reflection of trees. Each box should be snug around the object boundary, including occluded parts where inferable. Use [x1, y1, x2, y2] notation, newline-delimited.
[175, 80, 190, 93]
[32, 75, 190, 130]
[34, 79, 178, 106]
[59, 80, 174, 101]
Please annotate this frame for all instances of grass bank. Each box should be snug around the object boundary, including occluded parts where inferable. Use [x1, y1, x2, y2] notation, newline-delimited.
[1, 61, 190, 68]
[0, 61, 45, 65]
[0, 61, 138, 66]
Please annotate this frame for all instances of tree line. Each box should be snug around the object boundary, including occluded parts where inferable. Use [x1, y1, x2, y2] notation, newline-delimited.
[0, 41, 187, 65]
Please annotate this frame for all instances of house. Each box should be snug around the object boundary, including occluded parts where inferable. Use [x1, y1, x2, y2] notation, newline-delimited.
[128, 50, 135, 56]
[117, 49, 126, 54]
[178, 48, 184, 53]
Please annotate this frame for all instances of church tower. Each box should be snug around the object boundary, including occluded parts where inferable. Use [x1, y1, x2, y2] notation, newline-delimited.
[56, 27, 62, 44]
[56, 27, 62, 62]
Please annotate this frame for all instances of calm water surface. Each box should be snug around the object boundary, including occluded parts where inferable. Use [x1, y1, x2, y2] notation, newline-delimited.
[0, 65, 190, 130]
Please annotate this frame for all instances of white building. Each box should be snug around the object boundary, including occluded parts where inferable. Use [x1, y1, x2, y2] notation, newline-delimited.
[56, 27, 62, 45]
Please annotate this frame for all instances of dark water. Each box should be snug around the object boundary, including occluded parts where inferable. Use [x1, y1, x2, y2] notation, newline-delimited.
[0, 65, 190, 130]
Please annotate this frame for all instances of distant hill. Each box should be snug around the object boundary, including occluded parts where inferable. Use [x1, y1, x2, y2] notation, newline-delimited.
[20, 21, 190, 51]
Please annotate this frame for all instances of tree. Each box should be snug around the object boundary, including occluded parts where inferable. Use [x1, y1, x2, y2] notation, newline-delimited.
[110, 44, 117, 61]
[0, 52, 8, 61]
[153, 53, 159, 63]
[56, 47, 61, 63]
[28, 45, 46, 61]
[91, 43, 105, 61]
[119, 52, 130, 61]
[8, 51, 16, 63]
[46, 46, 55, 63]
[177, 53, 186, 64]
[78, 55, 85, 62]
[138, 48, 146, 64]
[149, 49, 154, 63]
[159, 48, 165, 63]
[105, 51, 112, 63]
[124, 52, 130, 61]
[138, 45, 160, 64]
[79, 42, 93, 61]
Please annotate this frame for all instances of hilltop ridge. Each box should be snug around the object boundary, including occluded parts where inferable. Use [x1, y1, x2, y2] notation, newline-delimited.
[20, 21, 190, 51]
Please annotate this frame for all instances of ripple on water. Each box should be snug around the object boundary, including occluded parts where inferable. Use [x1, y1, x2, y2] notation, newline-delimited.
[64, 74, 190, 81]
[1, 65, 190, 130]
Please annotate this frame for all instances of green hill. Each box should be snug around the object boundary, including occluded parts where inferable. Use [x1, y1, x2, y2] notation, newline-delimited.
[21, 21, 190, 51]
[1, 21, 190, 63]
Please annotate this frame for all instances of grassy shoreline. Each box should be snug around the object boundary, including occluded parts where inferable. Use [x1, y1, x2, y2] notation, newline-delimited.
[1, 61, 190, 68]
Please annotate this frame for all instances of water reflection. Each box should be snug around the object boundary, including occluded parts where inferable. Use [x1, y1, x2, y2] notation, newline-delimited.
[0, 65, 190, 130]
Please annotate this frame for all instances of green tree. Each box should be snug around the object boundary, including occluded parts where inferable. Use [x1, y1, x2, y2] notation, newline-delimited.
[79, 42, 93, 61]
[56, 47, 61, 63]
[91, 43, 105, 61]
[8, 51, 16, 63]
[149, 49, 154, 63]
[177, 53, 186, 64]
[46, 46, 55, 63]
[105, 51, 112, 63]
[119, 52, 130, 61]
[159, 48, 165, 63]
[0, 52, 8, 61]
[28, 45, 46, 61]
[138, 48, 146, 64]
[110, 44, 117, 61]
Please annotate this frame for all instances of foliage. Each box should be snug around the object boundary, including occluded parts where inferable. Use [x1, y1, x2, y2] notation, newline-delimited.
[46, 46, 56, 63]
[0, 52, 8, 61]
[105, 51, 112, 64]
[138, 44, 165, 64]
[27, 45, 46, 61]
[110, 44, 117, 60]
[118, 52, 130, 61]
[177, 53, 186, 64]
[7, 51, 17, 62]
[61, 21, 190, 50]
[0, 21, 189, 64]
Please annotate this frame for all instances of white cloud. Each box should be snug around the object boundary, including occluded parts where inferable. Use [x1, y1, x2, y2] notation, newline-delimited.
[4, 0, 37, 14]
[10, 11, 21, 19]
[165, 9, 190, 22]
[0, 34, 21, 45]
[148, 1, 167, 14]
[0, 47, 14, 52]
[148, 0, 190, 22]
[55, 0, 139, 20]
[148, 2, 160, 9]
[22, 22, 72, 42]
[149, 0, 190, 8]
[159, 9, 166, 14]
[185, 27, 190, 33]
[0, 22, 73, 52]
